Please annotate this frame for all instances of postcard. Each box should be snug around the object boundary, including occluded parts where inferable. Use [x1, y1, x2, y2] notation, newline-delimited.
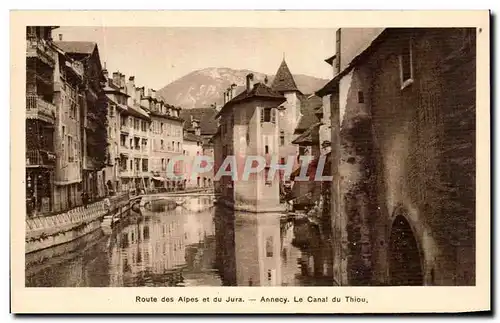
[10, 10, 490, 314]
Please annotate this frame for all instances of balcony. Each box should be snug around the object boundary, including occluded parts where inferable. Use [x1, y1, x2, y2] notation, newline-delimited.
[26, 149, 56, 168]
[65, 60, 84, 79]
[26, 95, 56, 124]
[26, 38, 57, 67]
[120, 124, 130, 134]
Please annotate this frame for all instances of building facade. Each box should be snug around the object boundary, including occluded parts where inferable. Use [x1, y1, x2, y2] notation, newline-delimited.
[271, 59, 303, 164]
[214, 74, 285, 212]
[55, 40, 108, 202]
[25, 26, 59, 215]
[141, 88, 184, 191]
[318, 28, 476, 286]
[180, 107, 219, 189]
[102, 70, 131, 195]
[117, 78, 151, 193]
[182, 117, 205, 188]
[51, 43, 85, 212]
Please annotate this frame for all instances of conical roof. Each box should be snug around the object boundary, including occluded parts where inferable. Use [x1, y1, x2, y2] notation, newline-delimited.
[271, 59, 300, 93]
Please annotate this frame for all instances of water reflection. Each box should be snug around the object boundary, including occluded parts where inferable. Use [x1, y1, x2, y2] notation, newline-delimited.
[26, 196, 331, 287]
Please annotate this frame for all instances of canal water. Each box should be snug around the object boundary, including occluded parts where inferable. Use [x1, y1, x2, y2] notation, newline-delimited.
[26, 196, 332, 287]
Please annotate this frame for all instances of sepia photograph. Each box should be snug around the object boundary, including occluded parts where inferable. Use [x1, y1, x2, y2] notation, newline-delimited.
[11, 10, 490, 314]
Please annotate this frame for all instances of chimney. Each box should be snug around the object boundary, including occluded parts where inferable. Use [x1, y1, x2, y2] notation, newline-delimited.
[112, 72, 120, 87]
[264, 76, 269, 85]
[58, 34, 63, 41]
[230, 83, 237, 99]
[226, 88, 231, 101]
[246, 73, 254, 92]
[120, 74, 126, 90]
[103, 69, 109, 82]
[223, 91, 227, 105]
[135, 87, 141, 104]
[126, 76, 135, 97]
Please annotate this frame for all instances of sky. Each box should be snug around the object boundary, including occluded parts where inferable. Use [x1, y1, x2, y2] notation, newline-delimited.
[52, 27, 336, 90]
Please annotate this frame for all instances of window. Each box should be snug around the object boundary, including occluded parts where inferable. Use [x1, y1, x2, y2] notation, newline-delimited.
[161, 140, 164, 150]
[171, 141, 175, 151]
[142, 139, 148, 151]
[280, 157, 285, 165]
[160, 123, 164, 134]
[129, 138, 133, 149]
[280, 131, 285, 146]
[265, 145, 269, 154]
[266, 236, 274, 257]
[61, 126, 65, 161]
[134, 118, 140, 130]
[141, 121, 148, 132]
[67, 136, 74, 162]
[134, 137, 140, 150]
[161, 158, 165, 170]
[142, 159, 148, 172]
[109, 106, 114, 117]
[177, 142, 180, 152]
[358, 91, 364, 103]
[265, 167, 272, 186]
[399, 38, 413, 88]
[70, 102, 77, 119]
[135, 158, 140, 171]
[120, 157, 127, 171]
[130, 160, 133, 170]
[262, 108, 272, 123]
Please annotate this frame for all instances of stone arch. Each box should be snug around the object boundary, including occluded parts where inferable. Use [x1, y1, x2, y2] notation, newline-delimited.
[388, 212, 424, 286]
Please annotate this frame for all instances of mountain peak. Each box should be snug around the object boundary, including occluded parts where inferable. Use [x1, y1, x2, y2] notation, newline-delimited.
[157, 67, 328, 110]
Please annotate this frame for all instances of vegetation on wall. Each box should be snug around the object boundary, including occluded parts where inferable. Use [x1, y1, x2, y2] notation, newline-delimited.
[88, 95, 109, 169]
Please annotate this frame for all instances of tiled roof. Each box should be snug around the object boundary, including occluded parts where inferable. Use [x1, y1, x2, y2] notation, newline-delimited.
[215, 82, 286, 118]
[292, 122, 322, 146]
[54, 41, 97, 55]
[294, 95, 323, 134]
[149, 110, 183, 122]
[271, 59, 300, 93]
[180, 108, 219, 135]
[125, 104, 150, 120]
[184, 131, 203, 143]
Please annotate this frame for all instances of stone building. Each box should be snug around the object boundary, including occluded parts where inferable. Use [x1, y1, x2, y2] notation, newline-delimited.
[115, 79, 151, 193]
[55, 40, 108, 202]
[214, 74, 285, 212]
[182, 116, 205, 189]
[271, 60, 302, 160]
[140, 88, 184, 191]
[51, 41, 86, 212]
[102, 70, 131, 194]
[25, 26, 59, 215]
[180, 108, 219, 188]
[317, 28, 476, 286]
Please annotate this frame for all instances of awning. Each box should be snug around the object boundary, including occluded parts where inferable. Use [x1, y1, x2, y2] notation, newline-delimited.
[152, 176, 165, 182]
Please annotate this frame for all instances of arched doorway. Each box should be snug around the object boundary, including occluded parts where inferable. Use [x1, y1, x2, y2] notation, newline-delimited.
[389, 215, 423, 285]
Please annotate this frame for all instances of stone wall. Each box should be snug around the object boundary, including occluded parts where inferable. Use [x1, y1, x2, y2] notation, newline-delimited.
[332, 28, 476, 286]
[26, 193, 130, 254]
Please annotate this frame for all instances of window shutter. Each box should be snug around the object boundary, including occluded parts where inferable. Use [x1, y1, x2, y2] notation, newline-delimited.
[271, 108, 276, 123]
[260, 107, 264, 123]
